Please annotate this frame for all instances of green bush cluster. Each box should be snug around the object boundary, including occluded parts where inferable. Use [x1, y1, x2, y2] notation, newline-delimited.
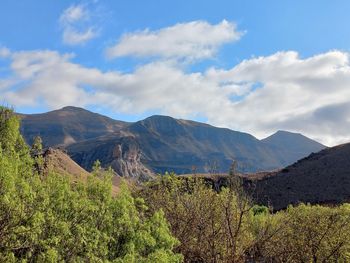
[0, 107, 182, 262]
[139, 174, 350, 262]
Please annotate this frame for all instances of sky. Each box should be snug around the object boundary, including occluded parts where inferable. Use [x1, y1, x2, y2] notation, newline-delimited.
[1, 0, 350, 146]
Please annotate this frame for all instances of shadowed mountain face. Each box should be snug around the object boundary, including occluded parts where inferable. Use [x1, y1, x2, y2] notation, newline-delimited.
[251, 143, 350, 210]
[126, 116, 284, 173]
[262, 130, 325, 167]
[20, 107, 326, 177]
[19, 106, 128, 147]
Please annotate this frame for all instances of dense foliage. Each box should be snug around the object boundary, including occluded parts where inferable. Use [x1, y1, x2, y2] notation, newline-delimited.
[0, 107, 182, 262]
[139, 174, 350, 262]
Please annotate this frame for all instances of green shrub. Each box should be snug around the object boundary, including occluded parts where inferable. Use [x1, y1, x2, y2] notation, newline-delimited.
[0, 107, 182, 262]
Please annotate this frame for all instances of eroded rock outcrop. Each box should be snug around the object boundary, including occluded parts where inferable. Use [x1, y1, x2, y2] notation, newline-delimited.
[110, 142, 154, 181]
[67, 135, 154, 181]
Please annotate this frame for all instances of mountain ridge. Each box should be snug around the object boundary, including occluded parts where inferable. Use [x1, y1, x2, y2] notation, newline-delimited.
[19, 106, 129, 147]
[19, 106, 326, 177]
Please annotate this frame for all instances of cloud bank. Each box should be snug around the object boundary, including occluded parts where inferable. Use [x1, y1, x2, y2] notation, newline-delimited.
[2, 48, 350, 146]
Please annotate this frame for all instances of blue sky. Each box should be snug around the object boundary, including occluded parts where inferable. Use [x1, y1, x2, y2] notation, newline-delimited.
[1, 0, 350, 145]
[2, 1, 349, 68]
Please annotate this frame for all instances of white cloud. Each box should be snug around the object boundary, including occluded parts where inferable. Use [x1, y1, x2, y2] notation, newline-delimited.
[3, 51, 237, 116]
[62, 27, 97, 45]
[59, 4, 98, 45]
[60, 5, 86, 24]
[206, 51, 350, 146]
[106, 20, 243, 61]
[0, 46, 11, 58]
[3, 49, 350, 146]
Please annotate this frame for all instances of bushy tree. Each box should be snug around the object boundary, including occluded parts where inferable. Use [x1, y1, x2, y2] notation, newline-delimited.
[139, 173, 350, 263]
[139, 174, 256, 262]
[259, 204, 350, 262]
[0, 107, 182, 262]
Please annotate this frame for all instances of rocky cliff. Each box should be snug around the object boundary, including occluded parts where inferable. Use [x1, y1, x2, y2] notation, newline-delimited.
[66, 135, 154, 180]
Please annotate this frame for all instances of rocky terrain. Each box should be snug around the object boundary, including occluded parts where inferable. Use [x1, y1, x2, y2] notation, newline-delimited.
[66, 135, 154, 180]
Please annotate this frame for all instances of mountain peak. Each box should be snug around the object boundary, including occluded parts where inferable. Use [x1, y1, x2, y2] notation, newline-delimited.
[20, 106, 128, 147]
[143, 115, 176, 122]
[263, 130, 324, 146]
[129, 115, 185, 136]
[143, 115, 213, 129]
[261, 129, 325, 167]
[59, 106, 88, 112]
[270, 130, 303, 137]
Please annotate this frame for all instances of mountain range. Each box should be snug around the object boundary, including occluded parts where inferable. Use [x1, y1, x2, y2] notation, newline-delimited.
[18, 106, 350, 210]
[19, 106, 325, 178]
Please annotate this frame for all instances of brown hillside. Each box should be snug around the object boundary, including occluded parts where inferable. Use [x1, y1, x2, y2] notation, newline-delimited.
[43, 148, 121, 194]
[250, 143, 350, 210]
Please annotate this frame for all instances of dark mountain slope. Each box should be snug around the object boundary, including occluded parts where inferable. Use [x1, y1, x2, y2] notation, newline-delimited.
[19, 106, 128, 147]
[126, 115, 282, 174]
[252, 143, 350, 210]
[66, 115, 324, 175]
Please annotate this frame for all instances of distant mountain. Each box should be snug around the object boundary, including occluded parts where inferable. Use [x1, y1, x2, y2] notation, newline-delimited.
[262, 130, 325, 167]
[19, 106, 326, 178]
[67, 115, 282, 174]
[19, 106, 128, 147]
[125, 115, 283, 174]
[251, 143, 350, 210]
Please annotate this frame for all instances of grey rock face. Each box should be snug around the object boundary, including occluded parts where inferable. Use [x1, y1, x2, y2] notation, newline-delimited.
[110, 142, 154, 180]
